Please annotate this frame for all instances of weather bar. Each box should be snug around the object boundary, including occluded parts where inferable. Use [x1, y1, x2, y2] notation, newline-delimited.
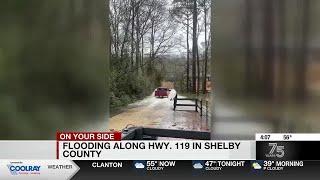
[256, 133, 320, 141]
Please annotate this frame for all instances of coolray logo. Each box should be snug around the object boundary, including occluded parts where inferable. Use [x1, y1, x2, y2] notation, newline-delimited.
[266, 143, 285, 158]
[7, 163, 41, 175]
[7, 165, 18, 175]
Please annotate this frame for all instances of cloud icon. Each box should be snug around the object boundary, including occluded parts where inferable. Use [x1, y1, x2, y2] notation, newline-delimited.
[252, 162, 262, 170]
[134, 163, 145, 169]
[193, 163, 203, 169]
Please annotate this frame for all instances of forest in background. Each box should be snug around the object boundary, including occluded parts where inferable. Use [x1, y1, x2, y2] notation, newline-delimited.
[110, 0, 211, 111]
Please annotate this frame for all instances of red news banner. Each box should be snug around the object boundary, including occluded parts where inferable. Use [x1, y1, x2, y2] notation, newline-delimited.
[56, 132, 121, 141]
[56, 132, 121, 159]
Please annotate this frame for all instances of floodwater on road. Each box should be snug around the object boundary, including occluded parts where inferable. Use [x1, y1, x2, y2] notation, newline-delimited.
[73, 90, 320, 140]
[107, 94, 209, 132]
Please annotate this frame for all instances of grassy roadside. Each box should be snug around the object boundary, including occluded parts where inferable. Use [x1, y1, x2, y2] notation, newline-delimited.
[110, 96, 141, 117]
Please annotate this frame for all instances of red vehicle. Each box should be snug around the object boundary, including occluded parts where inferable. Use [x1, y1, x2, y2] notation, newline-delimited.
[155, 87, 169, 98]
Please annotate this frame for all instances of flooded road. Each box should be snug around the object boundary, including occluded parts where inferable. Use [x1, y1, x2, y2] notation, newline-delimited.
[76, 95, 320, 140]
[107, 93, 209, 132]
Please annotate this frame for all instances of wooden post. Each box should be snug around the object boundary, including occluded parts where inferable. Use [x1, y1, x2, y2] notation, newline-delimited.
[173, 94, 177, 111]
[206, 100, 208, 120]
[200, 100, 203, 116]
[195, 99, 198, 112]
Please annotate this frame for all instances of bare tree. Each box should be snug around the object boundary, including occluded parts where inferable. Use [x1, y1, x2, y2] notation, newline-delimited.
[110, 0, 176, 77]
[171, 0, 193, 92]
[201, 0, 210, 94]
[192, 0, 198, 94]
[130, 0, 135, 68]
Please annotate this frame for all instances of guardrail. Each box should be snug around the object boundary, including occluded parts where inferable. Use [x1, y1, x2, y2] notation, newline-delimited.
[173, 94, 210, 119]
[121, 126, 211, 140]
[173, 94, 198, 111]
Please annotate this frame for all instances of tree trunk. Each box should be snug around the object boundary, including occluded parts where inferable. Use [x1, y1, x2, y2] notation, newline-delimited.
[141, 35, 144, 72]
[186, 16, 190, 92]
[130, 0, 135, 69]
[197, 42, 200, 95]
[192, 0, 197, 94]
[150, 19, 155, 60]
[135, 4, 140, 74]
[203, 4, 208, 94]
[120, 7, 132, 59]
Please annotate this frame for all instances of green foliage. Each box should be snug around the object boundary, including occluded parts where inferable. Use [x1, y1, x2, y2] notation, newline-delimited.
[110, 56, 163, 111]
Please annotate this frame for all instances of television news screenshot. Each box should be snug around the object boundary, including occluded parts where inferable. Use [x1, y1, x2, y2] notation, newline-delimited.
[1, 0, 320, 179]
